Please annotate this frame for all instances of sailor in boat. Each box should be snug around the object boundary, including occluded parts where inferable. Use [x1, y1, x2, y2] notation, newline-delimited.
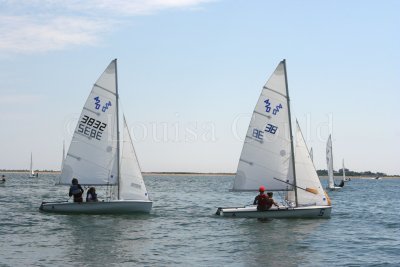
[337, 180, 345, 187]
[1, 175, 5, 182]
[266, 192, 279, 210]
[69, 178, 84, 203]
[253, 186, 269, 211]
[86, 187, 98, 202]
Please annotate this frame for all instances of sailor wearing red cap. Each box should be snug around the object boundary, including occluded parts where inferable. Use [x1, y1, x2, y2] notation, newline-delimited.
[253, 186, 268, 211]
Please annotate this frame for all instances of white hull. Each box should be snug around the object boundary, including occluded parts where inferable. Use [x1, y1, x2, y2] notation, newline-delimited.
[39, 200, 152, 214]
[29, 175, 36, 178]
[216, 205, 331, 219]
[327, 186, 342, 191]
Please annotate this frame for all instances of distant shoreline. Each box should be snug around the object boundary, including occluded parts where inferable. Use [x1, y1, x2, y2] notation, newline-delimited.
[1, 170, 399, 178]
[0, 170, 235, 176]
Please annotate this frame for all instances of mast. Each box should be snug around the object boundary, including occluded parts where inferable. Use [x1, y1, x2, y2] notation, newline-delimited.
[114, 58, 121, 199]
[282, 59, 298, 207]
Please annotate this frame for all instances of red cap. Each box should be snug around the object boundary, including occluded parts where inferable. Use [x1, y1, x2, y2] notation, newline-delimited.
[259, 186, 265, 192]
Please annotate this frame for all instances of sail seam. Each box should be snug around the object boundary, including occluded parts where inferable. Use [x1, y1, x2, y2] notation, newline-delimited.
[263, 86, 287, 98]
[253, 110, 272, 119]
[94, 83, 117, 95]
[83, 107, 101, 116]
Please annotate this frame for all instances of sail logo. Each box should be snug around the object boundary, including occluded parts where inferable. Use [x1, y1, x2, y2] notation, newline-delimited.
[94, 96, 112, 112]
[264, 99, 283, 115]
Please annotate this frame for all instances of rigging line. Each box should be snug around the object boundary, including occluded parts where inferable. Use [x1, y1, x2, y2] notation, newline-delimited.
[273, 177, 318, 195]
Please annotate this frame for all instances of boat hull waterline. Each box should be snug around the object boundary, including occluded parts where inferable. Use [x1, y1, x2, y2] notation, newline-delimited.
[216, 205, 332, 219]
[327, 186, 342, 191]
[40, 200, 152, 214]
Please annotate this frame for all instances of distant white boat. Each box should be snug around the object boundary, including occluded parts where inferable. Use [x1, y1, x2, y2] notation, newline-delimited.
[216, 60, 331, 219]
[326, 135, 344, 190]
[40, 59, 152, 214]
[342, 159, 350, 182]
[309, 147, 313, 163]
[29, 152, 37, 178]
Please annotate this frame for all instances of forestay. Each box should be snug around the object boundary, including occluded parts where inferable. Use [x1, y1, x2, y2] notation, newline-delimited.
[233, 61, 294, 191]
[57, 60, 118, 185]
[119, 116, 150, 201]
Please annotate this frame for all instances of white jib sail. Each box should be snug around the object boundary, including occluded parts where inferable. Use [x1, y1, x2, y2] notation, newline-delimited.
[57, 60, 118, 185]
[233, 61, 294, 191]
[119, 116, 149, 201]
[326, 134, 335, 188]
[293, 121, 328, 206]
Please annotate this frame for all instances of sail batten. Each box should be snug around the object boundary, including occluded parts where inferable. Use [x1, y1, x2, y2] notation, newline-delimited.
[94, 83, 117, 95]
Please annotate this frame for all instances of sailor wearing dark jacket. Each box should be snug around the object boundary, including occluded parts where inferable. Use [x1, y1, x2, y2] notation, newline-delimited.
[69, 178, 84, 203]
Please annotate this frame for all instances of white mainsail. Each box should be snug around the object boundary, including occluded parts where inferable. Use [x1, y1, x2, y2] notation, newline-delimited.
[293, 121, 328, 206]
[233, 61, 294, 191]
[120, 116, 149, 201]
[342, 159, 347, 182]
[58, 60, 119, 186]
[326, 135, 335, 188]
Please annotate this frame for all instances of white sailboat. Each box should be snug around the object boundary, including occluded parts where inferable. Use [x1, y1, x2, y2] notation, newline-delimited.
[216, 60, 331, 219]
[326, 135, 344, 190]
[40, 59, 152, 214]
[29, 152, 37, 178]
[342, 159, 350, 182]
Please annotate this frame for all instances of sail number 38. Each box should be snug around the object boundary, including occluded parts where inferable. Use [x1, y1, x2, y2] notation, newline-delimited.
[77, 115, 107, 141]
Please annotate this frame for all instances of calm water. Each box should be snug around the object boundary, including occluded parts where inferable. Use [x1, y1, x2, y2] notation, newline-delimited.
[0, 174, 399, 266]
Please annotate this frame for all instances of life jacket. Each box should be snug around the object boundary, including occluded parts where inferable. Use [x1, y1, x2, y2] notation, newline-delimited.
[70, 184, 82, 196]
[87, 192, 97, 202]
[257, 194, 268, 209]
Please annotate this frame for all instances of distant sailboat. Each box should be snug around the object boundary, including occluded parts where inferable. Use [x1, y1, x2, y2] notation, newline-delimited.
[216, 60, 331, 219]
[326, 135, 344, 190]
[29, 152, 37, 178]
[342, 159, 350, 182]
[40, 59, 152, 214]
[309, 147, 313, 162]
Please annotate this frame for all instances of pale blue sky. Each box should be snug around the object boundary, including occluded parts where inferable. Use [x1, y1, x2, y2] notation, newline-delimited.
[1, 0, 399, 174]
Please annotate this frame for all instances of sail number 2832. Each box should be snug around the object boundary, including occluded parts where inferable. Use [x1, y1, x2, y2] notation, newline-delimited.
[77, 115, 107, 141]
